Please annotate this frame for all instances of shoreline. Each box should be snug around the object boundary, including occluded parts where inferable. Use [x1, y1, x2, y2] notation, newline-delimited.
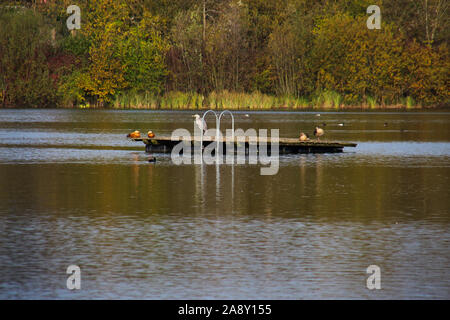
[2, 105, 448, 112]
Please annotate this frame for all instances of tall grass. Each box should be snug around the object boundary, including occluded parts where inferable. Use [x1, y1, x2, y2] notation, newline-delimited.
[110, 90, 422, 110]
[366, 96, 377, 109]
[114, 91, 159, 109]
[401, 96, 416, 109]
[312, 90, 342, 109]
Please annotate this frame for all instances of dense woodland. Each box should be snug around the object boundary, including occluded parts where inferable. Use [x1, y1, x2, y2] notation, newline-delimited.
[0, 0, 448, 109]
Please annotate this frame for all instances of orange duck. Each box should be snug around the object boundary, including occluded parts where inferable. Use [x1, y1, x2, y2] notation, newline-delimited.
[127, 130, 141, 139]
[148, 131, 155, 138]
[299, 132, 309, 141]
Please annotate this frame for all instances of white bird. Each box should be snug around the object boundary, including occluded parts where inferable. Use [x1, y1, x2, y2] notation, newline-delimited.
[193, 114, 207, 133]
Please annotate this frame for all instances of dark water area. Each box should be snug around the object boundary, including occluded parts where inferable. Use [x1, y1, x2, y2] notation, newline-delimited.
[0, 109, 449, 299]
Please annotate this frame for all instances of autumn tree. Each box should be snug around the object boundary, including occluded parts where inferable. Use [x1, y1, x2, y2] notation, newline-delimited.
[75, 0, 129, 104]
[383, 0, 449, 45]
[311, 12, 407, 104]
[1, 0, 448, 108]
[0, 8, 56, 107]
[205, 0, 250, 91]
[170, 7, 204, 92]
[118, 12, 168, 95]
[404, 41, 450, 105]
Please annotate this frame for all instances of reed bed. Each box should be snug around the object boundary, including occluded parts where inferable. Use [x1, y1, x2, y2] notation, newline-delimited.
[109, 90, 421, 110]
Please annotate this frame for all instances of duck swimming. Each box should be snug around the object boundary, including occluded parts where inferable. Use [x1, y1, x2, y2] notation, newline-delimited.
[148, 130, 155, 138]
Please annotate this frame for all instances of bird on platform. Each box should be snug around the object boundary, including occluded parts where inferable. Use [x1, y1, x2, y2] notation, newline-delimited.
[314, 127, 324, 140]
[127, 130, 140, 139]
[148, 130, 155, 138]
[193, 114, 207, 133]
[299, 132, 309, 141]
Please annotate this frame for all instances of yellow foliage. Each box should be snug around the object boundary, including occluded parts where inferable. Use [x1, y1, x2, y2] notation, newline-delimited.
[313, 13, 407, 104]
[79, 0, 129, 103]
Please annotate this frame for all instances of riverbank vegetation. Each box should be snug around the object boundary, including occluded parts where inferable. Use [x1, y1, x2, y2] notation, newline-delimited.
[0, 0, 448, 109]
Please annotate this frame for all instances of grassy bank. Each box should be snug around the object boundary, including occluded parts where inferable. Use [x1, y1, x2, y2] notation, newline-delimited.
[106, 90, 441, 110]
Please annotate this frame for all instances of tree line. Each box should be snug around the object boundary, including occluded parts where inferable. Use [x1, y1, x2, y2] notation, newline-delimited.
[0, 0, 448, 109]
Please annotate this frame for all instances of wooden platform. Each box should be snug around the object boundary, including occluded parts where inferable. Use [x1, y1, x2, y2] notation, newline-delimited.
[131, 135, 357, 154]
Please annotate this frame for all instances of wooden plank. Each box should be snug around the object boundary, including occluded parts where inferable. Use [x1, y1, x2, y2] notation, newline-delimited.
[130, 135, 357, 148]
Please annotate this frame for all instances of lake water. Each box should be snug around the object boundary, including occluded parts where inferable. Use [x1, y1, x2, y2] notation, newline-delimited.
[0, 109, 449, 299]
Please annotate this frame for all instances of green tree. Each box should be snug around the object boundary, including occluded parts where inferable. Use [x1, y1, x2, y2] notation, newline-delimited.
[119, 12, 168, 95]
[79, 0, 130, 104]
[0, 9, 56, 107]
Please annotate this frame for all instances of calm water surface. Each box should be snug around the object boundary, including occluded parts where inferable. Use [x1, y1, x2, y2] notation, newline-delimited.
[0, 109, 449, 299]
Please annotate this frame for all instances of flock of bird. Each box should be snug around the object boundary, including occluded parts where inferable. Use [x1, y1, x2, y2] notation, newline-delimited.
[126, 114, 331, 145]
[126, 130, 156, 162]
[124, 113, 403, 163]
[196, 114, 327, 141]
[299, 127, 324, 141]
[126, 130, 154, 139]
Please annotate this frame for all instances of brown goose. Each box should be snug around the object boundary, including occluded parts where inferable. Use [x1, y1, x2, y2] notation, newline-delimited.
[314, 127, 324, 141]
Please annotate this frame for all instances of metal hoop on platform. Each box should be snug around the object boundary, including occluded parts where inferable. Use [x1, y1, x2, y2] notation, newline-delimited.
[217, 110, 235, 156]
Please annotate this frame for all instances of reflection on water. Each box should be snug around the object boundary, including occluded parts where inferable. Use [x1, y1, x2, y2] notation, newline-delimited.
[0, 110, 449, 299]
